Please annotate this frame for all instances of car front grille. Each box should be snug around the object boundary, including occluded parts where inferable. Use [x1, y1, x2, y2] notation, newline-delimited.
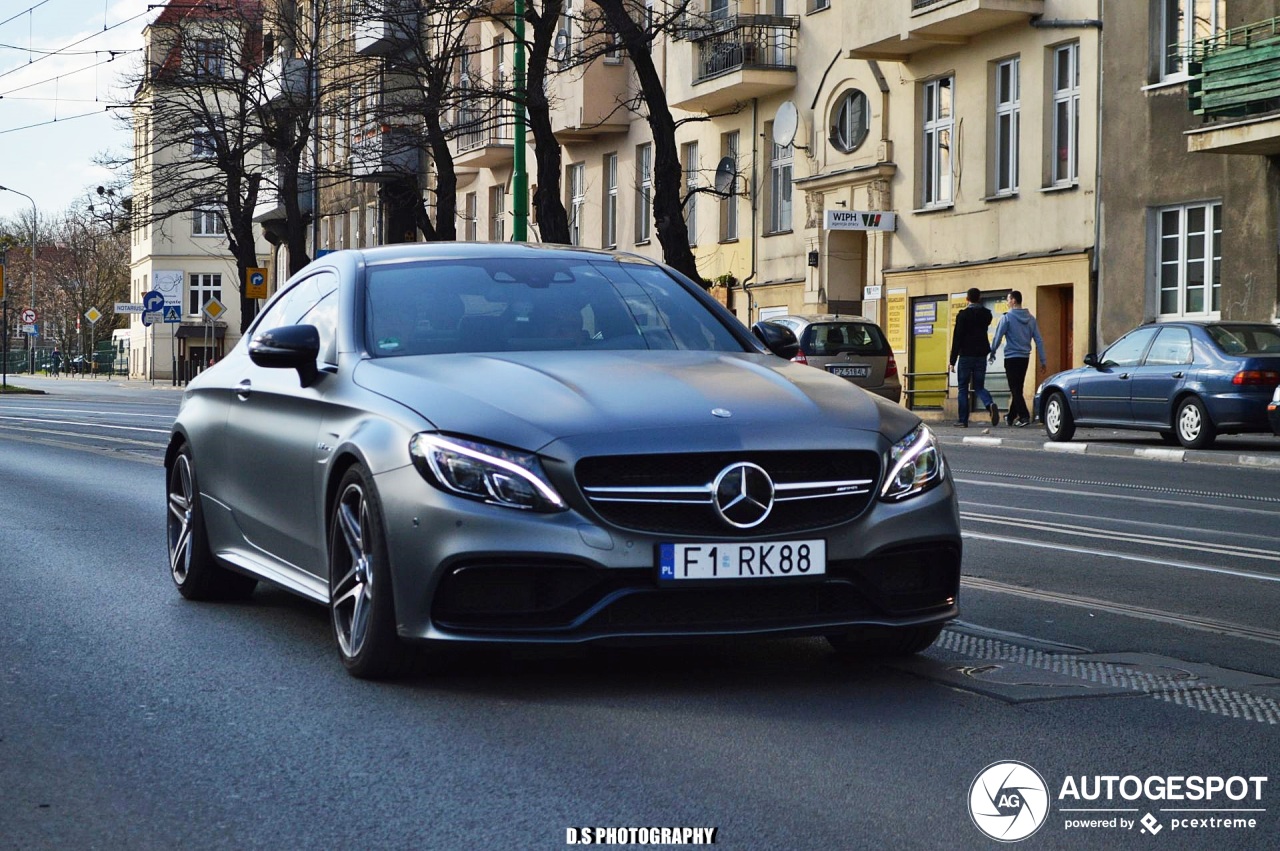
[575, 450, 882, 537]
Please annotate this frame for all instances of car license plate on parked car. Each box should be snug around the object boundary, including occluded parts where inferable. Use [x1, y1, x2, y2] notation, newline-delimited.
[827, 364, 870, 378]
[659, 540, 826, 581]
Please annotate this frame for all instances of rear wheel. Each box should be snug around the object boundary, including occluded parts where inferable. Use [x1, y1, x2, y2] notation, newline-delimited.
[1043, 392, 1075, 442]
[167, 445, 257, 601]
[329, 465, 414, 679]
[1174, 396, 1216, 449]
[827, 624, 944, 658]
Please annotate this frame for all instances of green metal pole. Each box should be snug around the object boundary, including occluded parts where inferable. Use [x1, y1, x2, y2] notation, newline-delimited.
[512, 0, 528, 241]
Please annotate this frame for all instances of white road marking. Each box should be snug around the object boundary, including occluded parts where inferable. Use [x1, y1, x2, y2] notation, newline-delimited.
[0, 415, 170, 434]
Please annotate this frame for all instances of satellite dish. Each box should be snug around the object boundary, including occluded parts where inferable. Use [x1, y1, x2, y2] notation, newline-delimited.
[713, 156, 735, 195]
[773, 100, 799, 148]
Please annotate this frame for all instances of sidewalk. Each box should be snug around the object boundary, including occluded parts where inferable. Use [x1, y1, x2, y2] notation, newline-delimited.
[919, 409, 1280, 469]
[1, 372, 186, 392]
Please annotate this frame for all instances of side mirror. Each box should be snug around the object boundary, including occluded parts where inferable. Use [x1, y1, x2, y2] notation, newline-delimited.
[1083, 353, 1099, 369]
[751, 321, 800, 361]
[249, 324, 321, 387]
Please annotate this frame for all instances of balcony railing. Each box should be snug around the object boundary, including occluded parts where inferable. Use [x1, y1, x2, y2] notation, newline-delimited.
[456, 112, 513, 152]
[1188, 17, 1280, 118]
[693, 16, 798, 84]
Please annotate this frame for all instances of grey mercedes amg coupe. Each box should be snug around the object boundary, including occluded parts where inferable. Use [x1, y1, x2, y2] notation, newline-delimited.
[166, 244, 961, 679]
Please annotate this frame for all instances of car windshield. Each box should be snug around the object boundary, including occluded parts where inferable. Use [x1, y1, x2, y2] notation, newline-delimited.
[364, 257, 744, 357]
[800, 321, 889, 357]
[1205, 324, 1280, 355]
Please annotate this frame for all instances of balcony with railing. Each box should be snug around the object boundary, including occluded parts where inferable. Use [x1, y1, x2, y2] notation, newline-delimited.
[452, 106, 514, 169]
[668, 14, 799, 112]
[550, 57, 631, 142]
[260, 53, 309, 107]
[1187, 17, 1280, 155]
[849, 0, 1044, 61]
[252, 170, 313, 223]
[355, 0, 420, 57]
[349, 126, 420, 180]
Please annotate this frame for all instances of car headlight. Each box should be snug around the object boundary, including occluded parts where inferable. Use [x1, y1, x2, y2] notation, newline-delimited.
[410, 433, 567, 512]
[880, 424, 945, 502]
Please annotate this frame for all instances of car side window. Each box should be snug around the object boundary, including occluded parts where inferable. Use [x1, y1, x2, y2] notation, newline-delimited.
[253, 272, 338, 337]
[1102, 327, 1158, 367]
[1143, 327, 1193, 366]
[300, 289, 339, 366]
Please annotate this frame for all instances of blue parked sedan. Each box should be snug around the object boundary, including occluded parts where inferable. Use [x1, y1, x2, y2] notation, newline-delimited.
[1034, 321, 1280, 449]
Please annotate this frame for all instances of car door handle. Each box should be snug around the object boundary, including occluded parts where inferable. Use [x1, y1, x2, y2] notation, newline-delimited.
[1172, 371, 1184, 379]
[236, 379, 251, 400]
[1119, 373, 1130, 380]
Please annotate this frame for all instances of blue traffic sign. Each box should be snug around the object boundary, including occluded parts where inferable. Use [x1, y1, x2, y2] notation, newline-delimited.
[142, 290, 165, 312]
[163, 305, 182, 323]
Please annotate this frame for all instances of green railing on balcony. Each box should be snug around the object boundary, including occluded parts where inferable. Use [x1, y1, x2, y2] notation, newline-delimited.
[1188, 16, 1280, 118]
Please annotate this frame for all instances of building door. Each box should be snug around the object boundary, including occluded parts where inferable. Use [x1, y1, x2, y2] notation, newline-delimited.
[908, 295, 948, 409]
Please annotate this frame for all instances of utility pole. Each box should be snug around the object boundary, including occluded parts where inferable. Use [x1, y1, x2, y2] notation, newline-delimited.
[512, 0, 528, 241]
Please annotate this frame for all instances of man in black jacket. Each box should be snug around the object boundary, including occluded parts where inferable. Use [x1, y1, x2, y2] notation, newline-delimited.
[948, 287, 1000, 427]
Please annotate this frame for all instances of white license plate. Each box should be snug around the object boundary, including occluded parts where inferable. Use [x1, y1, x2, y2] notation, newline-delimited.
[659, 540, 826, 581]
[827, 364, 870, 378]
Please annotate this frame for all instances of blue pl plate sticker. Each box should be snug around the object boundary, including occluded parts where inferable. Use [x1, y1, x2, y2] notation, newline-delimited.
[659, 544, 675, 579]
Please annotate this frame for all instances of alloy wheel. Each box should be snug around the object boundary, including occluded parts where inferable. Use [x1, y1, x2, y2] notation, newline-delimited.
[332, 482, 374, 660]
[167, 453, 194, 585]
[1045, 398, 1062, 434]
[1178, 402, 1202, 443]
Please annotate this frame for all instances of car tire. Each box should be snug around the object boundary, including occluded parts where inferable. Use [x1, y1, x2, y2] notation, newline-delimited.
[1043, 391, 1076, 442]
[167, 445, 257, 601]
[328, 465, 414, 680]
[1174, 396, 1217, 450]
[826, 624, 944, 658]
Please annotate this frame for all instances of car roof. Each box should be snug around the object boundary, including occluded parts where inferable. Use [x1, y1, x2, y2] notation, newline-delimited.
[772, 314, 879, 326]
[335, 242, 661, 267]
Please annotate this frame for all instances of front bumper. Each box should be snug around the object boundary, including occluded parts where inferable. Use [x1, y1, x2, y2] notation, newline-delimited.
[375, 464, 962, 644]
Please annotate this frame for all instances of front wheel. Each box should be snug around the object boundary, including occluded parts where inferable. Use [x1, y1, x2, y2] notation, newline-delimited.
[329, 465, 414, 679]
[1043, 392, 1076, 442]
[167, 445, 257, 600]
[1175, 397, 1216, 449]
[827, 624, 944, 658]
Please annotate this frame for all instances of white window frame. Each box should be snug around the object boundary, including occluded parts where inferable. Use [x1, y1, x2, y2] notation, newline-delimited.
[1155, 201, 1221, 318]
[568, 162, 585, 246]
[993, 57, 1019, 196]
[193, 129, 217, 158]
[465, 192, 478, 241]
[721, 131, 738, 241]
[922, 76, 954, 208]
[490, 185, 505, 242]
[769, 139, 793, 233]
[1052, 42, 1080, 187]
[192, 207, 224, 237]
[603, 153, 618, 248]
[683, 141, 699, 246]
[1160, 0, 1225, 81]
[188, 273, 222, 316]
[636, 143, 653, 244]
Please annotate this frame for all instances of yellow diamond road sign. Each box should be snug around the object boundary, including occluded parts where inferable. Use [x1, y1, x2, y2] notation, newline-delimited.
[202, 297, 226, 321]
[84, 306, 102, 325]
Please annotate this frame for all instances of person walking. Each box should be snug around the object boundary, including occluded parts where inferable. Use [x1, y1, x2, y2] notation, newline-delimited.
[989, 290, 1046, 427]
[50, 348, 62, 379]
[949, 287, 999, 428]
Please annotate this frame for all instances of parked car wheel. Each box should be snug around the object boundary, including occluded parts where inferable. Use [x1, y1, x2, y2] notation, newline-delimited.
[1043, 392, 1076, 442]
[167, 445, 257, 600]
[329, 465, 414, 680]
[1175, 396, 1217, 449]
[827, 624, 943, 658]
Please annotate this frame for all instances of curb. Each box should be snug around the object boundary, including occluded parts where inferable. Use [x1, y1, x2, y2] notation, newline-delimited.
[937, 432, 1280, 470]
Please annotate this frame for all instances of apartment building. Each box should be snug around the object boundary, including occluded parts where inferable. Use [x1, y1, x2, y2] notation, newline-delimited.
[129, 0, 271, 381]
[1100, 0, 1280, 346]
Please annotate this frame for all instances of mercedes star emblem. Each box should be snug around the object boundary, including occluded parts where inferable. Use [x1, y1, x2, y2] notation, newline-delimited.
[712, 462, 775, 529]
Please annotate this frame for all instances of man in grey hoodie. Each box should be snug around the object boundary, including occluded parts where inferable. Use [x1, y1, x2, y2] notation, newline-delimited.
[989, 290, 1046, 427]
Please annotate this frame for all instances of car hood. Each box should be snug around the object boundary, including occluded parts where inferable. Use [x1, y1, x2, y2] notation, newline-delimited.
[353, 351, 914, 452]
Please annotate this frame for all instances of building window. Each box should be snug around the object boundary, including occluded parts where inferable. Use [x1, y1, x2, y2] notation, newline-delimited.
[193, 39, 224, 78]
[366, 203, 378, 246]
[993, 57, 1019, 196]
[769, 139, 793, 233]
[193, 129, 217, 158]
[1051, 42, 1080, 186]
[636, 143, 652, 243]
[489, 185, 505, 241]
[568, 162, 585, 246]
[557, 0, 577, 63]
[192, 207, 224, 237]
[1159, 0, 1225, 81]
[922, 76, 954, 208]
[808, 0, 830, 11]
[720, 131, 738, 241]
[830, 89, 869, 154]
[1156, 201, 1221, 317]
[683, 141, 699, 246]
[188, 273, 222, 316]
[603, 153, 618, 248]
[465, 192, 478, 241]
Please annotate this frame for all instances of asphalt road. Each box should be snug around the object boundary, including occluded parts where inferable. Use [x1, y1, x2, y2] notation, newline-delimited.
[1, 377, 1278, 850]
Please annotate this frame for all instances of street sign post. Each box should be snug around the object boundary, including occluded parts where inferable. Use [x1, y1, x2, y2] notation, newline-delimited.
[85, 307, 102, 325]
[141, 290, 164, 328]
[20, 308, 36, 325]
[114, 302, 144, 314]
[245, 268, 268, 300]
[163, 305, 182, 323]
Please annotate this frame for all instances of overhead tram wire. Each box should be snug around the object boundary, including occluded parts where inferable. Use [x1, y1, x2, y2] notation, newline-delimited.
[0, 108, 105, 135]
[0, 7, 151, 84]
[0, 50, 137, 99]
[0, 1, 53, 31]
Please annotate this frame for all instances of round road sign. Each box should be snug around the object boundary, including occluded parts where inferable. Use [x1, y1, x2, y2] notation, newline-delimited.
[20, 308, 36, 324]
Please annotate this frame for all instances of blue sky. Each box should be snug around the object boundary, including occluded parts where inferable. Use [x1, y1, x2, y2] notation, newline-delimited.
[0, 0, 153, 220]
